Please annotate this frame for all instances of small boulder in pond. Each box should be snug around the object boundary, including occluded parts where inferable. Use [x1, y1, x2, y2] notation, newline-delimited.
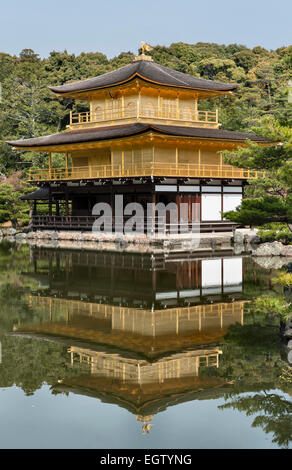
[253, 241, 292, 257]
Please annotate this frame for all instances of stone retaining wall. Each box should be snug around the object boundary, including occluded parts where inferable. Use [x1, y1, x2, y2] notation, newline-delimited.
[0, 228, 261, 254]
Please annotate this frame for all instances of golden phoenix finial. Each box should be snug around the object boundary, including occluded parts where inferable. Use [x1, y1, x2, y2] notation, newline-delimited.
[140, 41, 153, 54]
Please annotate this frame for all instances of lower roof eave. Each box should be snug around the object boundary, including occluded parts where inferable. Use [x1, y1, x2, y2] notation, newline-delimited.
[6, 123, 276, 152]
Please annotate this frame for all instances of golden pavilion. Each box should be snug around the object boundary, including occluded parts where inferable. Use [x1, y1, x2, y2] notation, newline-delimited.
[7, 51, 269, 233]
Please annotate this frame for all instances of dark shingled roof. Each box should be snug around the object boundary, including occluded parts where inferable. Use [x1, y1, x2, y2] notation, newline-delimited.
[48, 59, 238, 95]
[20, 187, 49, 200]
[6, 123, 272, 149]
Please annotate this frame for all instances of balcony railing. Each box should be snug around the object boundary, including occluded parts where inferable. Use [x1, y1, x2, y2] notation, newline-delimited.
[28, 163, 263, 182]
[70, 105, 218, 126]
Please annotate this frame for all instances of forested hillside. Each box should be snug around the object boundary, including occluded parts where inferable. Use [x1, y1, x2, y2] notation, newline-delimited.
[1, 42, 291, 173]
[0, 42, 291, 227]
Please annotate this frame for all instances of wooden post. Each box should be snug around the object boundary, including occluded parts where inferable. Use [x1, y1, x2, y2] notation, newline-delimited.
[65, 186, 69, 220]
[49, 152, 52, 179]
[48, 186, 52, 216]
[65, 152, 69, 179]
[198, 148, 201, 176]
[194, 96, 198, 121]
[176, 93, 179, 119]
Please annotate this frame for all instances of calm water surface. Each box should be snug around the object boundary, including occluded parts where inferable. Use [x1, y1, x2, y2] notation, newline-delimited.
[0, 241, 291, 449]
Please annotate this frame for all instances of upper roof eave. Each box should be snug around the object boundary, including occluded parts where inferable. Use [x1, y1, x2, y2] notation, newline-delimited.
[48, 59, 239, 97]
[48, 74, 238, 97]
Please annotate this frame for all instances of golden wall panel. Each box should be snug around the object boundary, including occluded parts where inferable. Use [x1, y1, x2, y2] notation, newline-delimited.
[154, 146, 176, 164]
[201, 149, 221, 165]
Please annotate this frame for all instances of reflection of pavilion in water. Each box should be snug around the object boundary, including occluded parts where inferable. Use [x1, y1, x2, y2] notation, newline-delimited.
[24, 248, 247, 354]
[70, 345, 221, 379]
[16, 249, 249, 428]
[29, 248, 244, 308]
[52, 344, 226, 431]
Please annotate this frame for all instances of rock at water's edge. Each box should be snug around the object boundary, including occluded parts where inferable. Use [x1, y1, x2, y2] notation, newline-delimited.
[252, 241, 292, 257]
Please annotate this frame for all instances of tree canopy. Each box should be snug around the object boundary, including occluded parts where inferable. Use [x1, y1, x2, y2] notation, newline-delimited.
[0, 42, 291, 227]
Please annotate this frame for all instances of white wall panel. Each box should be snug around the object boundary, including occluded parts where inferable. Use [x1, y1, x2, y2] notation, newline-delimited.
[201, 194, 222, 221]
[223, 194, 242, 214]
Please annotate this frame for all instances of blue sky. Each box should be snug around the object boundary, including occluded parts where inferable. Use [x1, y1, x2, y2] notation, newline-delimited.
[1, 0, 291, 58]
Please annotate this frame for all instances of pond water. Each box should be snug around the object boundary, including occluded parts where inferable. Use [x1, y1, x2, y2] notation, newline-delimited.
[0, 241, 291, 449]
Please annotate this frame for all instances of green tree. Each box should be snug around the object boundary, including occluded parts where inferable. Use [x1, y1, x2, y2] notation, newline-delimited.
[0, 184, 31, 227]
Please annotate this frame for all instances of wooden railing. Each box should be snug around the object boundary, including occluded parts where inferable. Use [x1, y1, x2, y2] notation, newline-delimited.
[28, 162, 263, 182]
[70, 105, 218, 125]
[31, 215, 238, 232]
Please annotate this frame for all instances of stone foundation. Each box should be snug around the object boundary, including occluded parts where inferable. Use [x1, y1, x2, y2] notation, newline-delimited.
[0, 227, 261, 254]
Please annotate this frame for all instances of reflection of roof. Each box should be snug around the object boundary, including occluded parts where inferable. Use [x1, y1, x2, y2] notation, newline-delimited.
[52, 375, 230, 418]
[7, 123, 271, 149]
[11, 329, 229, 417]
[48, 59, 239, 95]
[13, 323, 229, 358]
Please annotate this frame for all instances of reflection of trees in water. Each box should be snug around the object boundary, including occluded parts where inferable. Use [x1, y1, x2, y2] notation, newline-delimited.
[0, 242, 291, 446]
[219, 392, 292, 448]
[216, 320, 292, 449]
[0, 335, 79, 395]
[240, 257, 280, 299]
[0, 242, 40, 332]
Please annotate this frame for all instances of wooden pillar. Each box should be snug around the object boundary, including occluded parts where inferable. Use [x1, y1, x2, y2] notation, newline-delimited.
[65, 152, 69, 179]
[110, 183, 114, 224]
[194, 97, 198, 121]
[176, 192, 182, 233]
[219, 152, 223, 178]
[65, 186, 69, 218]
[49, 152, 52, 179]
[149, 192, 156, 235]
[48, 186, 52, 216]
